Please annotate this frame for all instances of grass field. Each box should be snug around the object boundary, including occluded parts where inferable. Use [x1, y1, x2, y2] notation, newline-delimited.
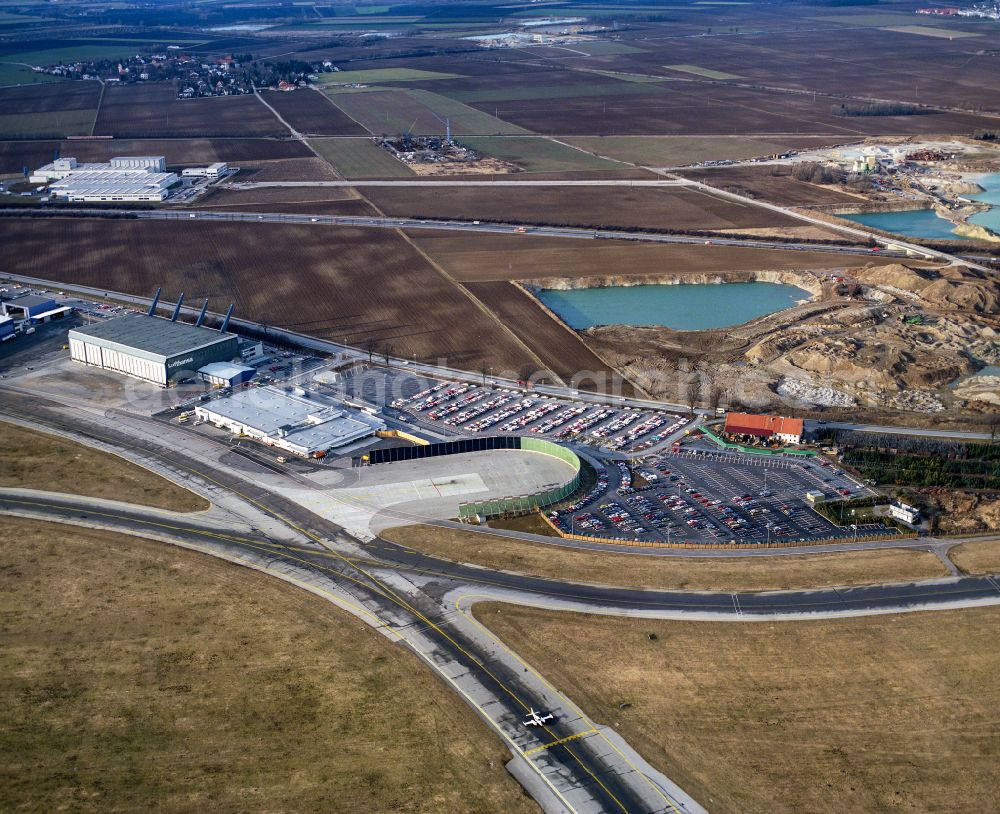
[380, 525, 947, 591]
[458, 136, 624, 172]
[885, 24, 980, 39]
[951, 538, 1000, 574]
[309, 136, 414, 178]
[0, 63, 63, 86]
[563, 135, 840, 166]
[324, 88, 529, 136]
[663, 64, 744, 80]
[0, 108, 94, 137]
[0, 420, 207, 512]
[318, 67, 464, 84]
[478, 603, 1000, 814]
[7, 40, 204, 65]
[0, 518, 536, 813]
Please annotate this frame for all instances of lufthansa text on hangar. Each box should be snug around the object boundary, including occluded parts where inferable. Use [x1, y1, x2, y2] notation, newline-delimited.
[69, 313, 240, 386]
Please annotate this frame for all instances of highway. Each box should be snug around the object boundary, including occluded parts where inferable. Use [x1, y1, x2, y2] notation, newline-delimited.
[141, 207, 906, 258]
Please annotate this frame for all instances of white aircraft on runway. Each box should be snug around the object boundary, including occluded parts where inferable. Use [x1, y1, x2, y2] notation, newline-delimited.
[523, 708, 555, 727]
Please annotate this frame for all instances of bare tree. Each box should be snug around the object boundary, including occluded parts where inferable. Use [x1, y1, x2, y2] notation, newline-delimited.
[382, 343, 394, 366]
[685, 376, 700, 416]
[709, 384, 724, 414]
[990, 412, 1000, 442]
[480, 360, 489, 387]
[364, 337, 376, 365]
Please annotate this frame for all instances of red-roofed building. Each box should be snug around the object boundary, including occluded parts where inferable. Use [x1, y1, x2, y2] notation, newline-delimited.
[723, 412, 803, 445]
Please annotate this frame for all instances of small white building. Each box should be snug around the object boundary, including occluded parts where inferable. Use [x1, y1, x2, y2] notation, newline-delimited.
[195, 386, 385, 457]
[889, 501, 920, 525]
[182, 162, 227, 178]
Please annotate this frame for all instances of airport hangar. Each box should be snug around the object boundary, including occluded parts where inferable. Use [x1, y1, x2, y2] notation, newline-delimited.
[69, 312, 240, 387]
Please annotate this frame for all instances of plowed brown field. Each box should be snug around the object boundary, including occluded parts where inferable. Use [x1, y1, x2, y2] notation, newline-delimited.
[411, 231, 889, 283]
[464, 281, 630, 392]
[365, 185, 801, 231]
[94, 82, 287, 137]
[0, 218, 531, 370]
[261, 88, 368, 135]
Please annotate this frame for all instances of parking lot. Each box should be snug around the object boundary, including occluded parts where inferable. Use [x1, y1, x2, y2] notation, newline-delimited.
[547, 443, 895, 546]
[383, 379, 690, 452]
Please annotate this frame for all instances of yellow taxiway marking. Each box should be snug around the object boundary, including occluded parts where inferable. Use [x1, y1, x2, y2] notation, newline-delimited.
[524, 728, 599, 756]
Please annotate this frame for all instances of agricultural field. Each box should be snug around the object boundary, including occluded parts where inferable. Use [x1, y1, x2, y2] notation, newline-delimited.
[0, 519, 534, 813]
[233, 156, 342, 181]
[0, 137, 311, 174]
[323, 88, 529, 137]
[309, 136, 414, 178]
[364, 185, 804, 231]
[457, 136, 624, 173]
[0, 38, 205, 66]
[466, 79, 997, 136]
[0, 218, 533, 371]
[0, 63, 63, 87]
[562, 135, 845, 167]
[317, 67, 463, 84]
[567, 41, 646, 56]
[193, 185, 379, 216]
[0, 108, 94, 138]
[480, 604, 1000, 814]
[260, 87, 368, 135]
[663, 64, 743, 80]
[94, 82, 287, 137]
[884, 25, 980, 39]
[411, 231, 884, 284]
[463, 281, 623, 388]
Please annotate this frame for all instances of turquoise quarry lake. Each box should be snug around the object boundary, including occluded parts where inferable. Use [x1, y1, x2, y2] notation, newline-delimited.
[537, 282, 811, 331]
[839, 173, 1000, 239]
[839, 209, 969, 241]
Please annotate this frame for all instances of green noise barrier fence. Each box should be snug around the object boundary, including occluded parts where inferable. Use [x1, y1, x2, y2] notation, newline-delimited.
[700, 426, 817, 457]
[457, 437, 581, 522]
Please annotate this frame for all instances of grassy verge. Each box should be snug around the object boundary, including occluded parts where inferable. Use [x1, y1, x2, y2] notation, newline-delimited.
[380, 524, 947, 591]
[476, 603, 1000, 814]
[0, 518, 537, 813]
[951, 538, 1000, 574]
[0, 420, 208, 512]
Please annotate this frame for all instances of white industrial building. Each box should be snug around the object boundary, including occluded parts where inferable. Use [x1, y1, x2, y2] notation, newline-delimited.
[182, 162, 228, 178]
[30, 156, 178, 202]
[195, 387, 385, 457]
[889, 501, 921, 526]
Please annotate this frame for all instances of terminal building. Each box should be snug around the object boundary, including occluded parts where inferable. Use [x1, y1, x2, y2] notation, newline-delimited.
[30, 156, 178, 202]
[194, 387, 385, 457]
[69, 312, 240, 387]
[723, 412, 804, 446]
[0, 315, 13, 342]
